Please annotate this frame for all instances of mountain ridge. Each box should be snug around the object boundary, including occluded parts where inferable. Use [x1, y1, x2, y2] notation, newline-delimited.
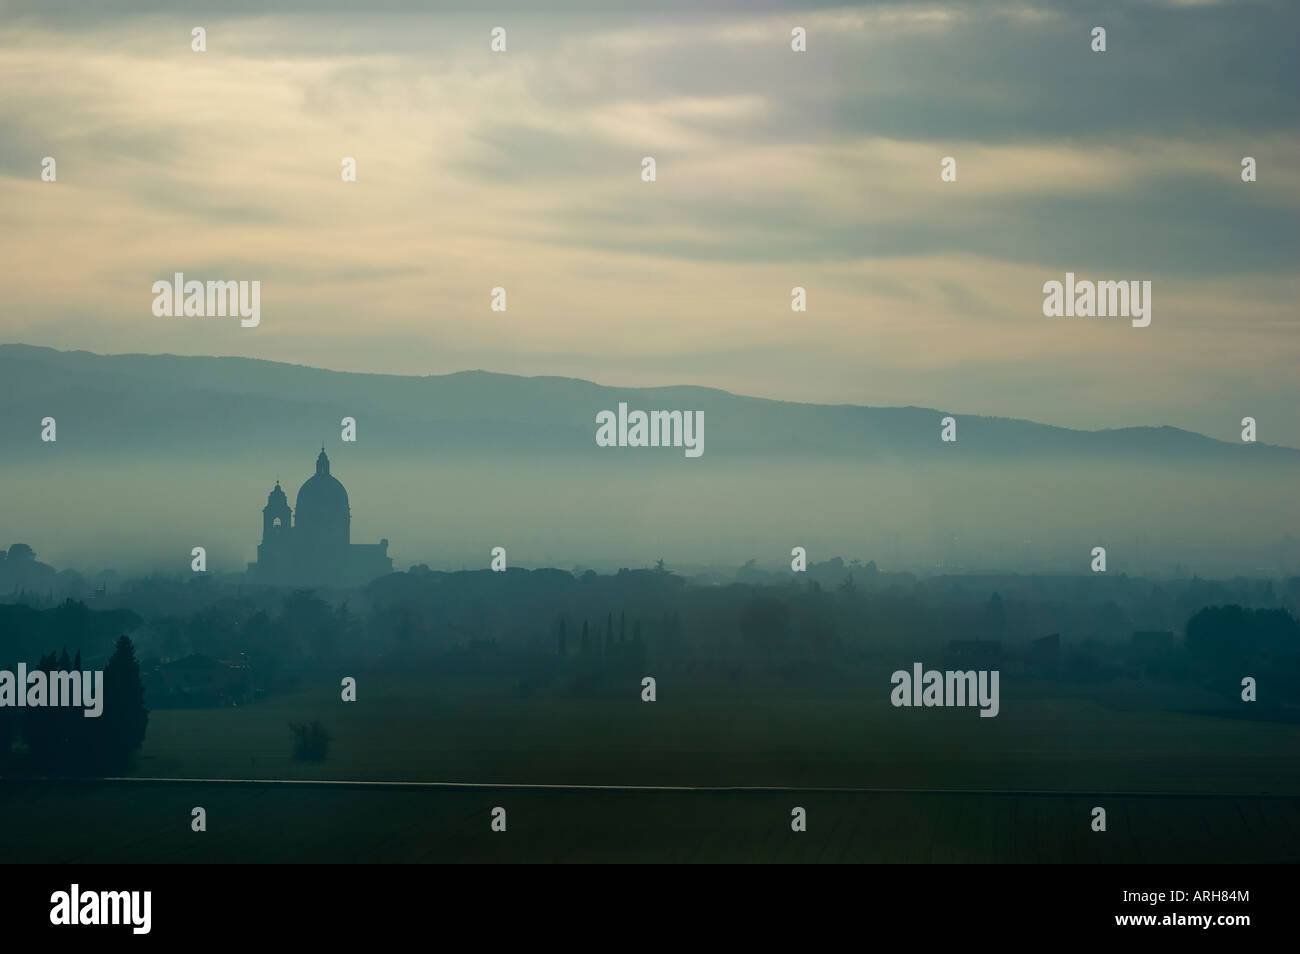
[0, 343, 1294, 462]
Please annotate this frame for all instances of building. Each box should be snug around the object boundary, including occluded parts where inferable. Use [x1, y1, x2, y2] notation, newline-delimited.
[247, 448, 393, 586]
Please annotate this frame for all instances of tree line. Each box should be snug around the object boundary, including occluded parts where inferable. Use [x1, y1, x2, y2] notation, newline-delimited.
[0, 636, 148, 775]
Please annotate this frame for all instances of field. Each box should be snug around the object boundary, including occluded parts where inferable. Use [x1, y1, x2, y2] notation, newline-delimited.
[2, 783, 1297, 863]
[4, 673, 1300, 862]
[132, 673, 1300, 792]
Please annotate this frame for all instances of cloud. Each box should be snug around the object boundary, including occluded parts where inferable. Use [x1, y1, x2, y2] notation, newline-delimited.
[0, 2, 1296, 443]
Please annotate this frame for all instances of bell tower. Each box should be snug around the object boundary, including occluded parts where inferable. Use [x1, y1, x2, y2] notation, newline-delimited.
[262, 480, 292, 543]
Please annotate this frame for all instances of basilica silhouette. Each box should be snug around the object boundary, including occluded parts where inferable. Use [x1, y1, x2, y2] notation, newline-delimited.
[248, 448, 392, 586]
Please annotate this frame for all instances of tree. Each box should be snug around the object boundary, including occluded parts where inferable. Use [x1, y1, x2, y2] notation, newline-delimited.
[631, 619, 646, 670]
[739, 596, 791, 654]
[51, 647, 85, 769]
[336, 601, 361, 643]
[985, 592, 1006, 639]
[97, 635, 149, 772]
[278, 589, 337, 660]
[1185, 605, 1300, 698]
[20, 651, 63, 771]
[0, 705, 12, 767]
[290, 721, 331, 761]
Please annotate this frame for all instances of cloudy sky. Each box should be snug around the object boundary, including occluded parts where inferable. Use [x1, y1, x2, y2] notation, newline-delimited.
[2, 0, 1297, 444]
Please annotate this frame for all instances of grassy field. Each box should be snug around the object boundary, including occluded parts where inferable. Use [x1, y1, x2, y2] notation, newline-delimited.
[5, 673, 1299, 862]
[127, 674, 1300, 793]
[2, 783, 1297, 863]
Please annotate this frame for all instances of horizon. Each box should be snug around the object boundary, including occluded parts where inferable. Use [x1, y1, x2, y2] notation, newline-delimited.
[3, 338, 1297, 580]
[5, 341, 1295, 451]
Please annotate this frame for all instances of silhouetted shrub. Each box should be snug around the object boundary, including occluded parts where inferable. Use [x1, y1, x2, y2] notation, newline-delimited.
[290, 720, 331, 761]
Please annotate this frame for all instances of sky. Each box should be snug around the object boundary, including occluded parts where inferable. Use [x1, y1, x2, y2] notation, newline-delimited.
[1, 0, 1298, 445]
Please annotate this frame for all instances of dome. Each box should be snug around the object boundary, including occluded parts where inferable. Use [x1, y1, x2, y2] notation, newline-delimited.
[294, 449, 350, 545]
[295, 473, 348, 516]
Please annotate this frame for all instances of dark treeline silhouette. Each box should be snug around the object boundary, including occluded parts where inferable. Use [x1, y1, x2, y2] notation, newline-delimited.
[558, 608, 650, 697]
[2, 636, 149, 776]
[0, 597, 140, 669]
[3, 562, 1300, 721]
[0, 542, 123, 606]
[1185, 605, 1300, 700]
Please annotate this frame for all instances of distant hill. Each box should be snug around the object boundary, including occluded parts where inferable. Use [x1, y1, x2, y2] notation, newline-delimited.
[0, 343, 1293, 464]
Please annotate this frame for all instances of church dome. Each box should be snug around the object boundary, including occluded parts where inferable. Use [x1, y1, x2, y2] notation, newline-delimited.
[296, 472, 348, 515]
[295, 449, 349, 545]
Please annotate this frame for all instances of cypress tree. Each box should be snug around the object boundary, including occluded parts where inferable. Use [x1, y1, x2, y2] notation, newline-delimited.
[97, 636, 149, 773]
